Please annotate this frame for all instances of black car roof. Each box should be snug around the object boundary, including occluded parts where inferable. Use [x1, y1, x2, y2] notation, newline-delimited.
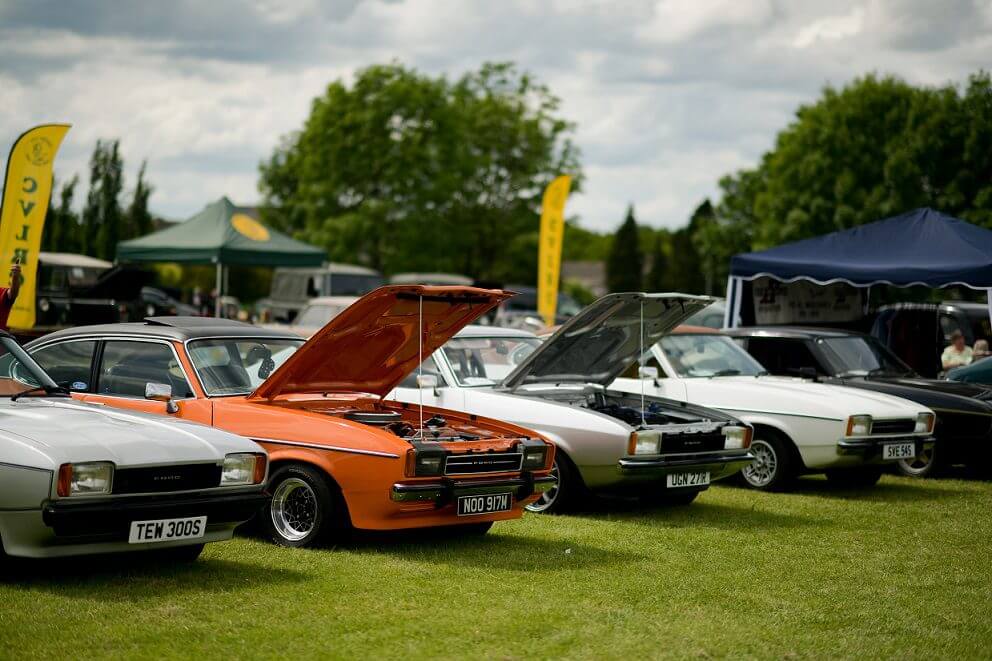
[723, 326, 866, 340]
[29, 316, 301, 344]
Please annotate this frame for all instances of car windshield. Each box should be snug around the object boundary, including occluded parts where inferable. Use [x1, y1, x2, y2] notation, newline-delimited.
[440, 336, 542, 386]
[0, 335, 64, 397]
[819, 337, 913, 376]
[187, 338, 304, 396]
[658, 334, 765, 377]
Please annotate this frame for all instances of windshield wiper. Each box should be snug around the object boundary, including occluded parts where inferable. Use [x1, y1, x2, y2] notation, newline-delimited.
[711, 369, 742, 376]
[11, 384, 70, 401]
[754, 370, 771, 377]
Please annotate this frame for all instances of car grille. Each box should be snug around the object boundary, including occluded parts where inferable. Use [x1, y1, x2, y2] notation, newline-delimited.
[444, 453, 523, 475]
[113, 463, 222, 494]
[870, 419, 916, 435]
[661, 432, 726, 454]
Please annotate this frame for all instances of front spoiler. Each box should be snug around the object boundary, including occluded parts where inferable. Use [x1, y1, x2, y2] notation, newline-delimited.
[837, 436, 935, 459]
[391, 473, 556, 504]
[42, 490, 270, 538]
[617, 450, 755, 482]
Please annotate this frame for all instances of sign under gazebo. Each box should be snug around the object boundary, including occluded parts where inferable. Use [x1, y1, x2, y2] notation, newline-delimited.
[117, 196, 325, 314]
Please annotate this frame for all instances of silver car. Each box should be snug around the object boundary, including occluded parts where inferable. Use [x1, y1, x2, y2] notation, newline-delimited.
[389, 293, 755, 512]
[0, 332, 269, 561]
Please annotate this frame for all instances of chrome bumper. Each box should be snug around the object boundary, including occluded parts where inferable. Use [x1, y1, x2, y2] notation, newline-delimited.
[837, 436, 935, 459]
[391, 474, 556, 503]
[617, 450, 755, 481]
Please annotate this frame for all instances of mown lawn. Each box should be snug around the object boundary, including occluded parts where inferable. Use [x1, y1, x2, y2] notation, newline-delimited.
[1, 474, 990, 660]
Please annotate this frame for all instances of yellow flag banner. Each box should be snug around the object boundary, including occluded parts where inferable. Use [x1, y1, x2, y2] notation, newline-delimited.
[537, 175, 572, 327]
[0, 124, 71, 329]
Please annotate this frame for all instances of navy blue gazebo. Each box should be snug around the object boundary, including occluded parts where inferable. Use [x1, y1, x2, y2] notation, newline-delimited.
[725, 208, 992, 327]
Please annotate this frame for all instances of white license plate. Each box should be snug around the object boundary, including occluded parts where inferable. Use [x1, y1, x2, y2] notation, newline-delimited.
[456, 493, 512, 516]
[883, 442, 916, 460]
[666, 472, 710, 488]
[128, 516, 207, 544]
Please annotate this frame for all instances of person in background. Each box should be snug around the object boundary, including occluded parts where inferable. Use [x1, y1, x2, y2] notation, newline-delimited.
[942, 330, 974, 370]
[0, 261, 22, 331]
[972, 339, 990, 361]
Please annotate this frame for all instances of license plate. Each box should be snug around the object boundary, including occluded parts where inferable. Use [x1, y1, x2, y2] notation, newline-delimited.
[883, 442, 916, 460]
[456, 493, 512, 516]
[666, 472, 710, 488]
[128, 516, 207, 544]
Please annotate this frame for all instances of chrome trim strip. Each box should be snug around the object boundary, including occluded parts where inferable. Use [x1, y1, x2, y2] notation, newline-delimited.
[443, 452, 524, 475]
[252, 437, 400, 459]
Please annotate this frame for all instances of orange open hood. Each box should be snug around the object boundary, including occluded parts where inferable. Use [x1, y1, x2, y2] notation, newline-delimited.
[250, 285, 511, 400]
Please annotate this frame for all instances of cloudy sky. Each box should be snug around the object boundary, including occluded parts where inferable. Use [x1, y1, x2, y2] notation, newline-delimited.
[1, 0, 990, 232]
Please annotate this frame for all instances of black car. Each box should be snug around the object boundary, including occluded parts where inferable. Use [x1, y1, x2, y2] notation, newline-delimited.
[725, 326, 992, 477]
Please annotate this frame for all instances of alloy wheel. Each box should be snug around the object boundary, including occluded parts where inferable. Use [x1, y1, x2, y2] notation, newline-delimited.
[743, 439, 777, 488]
[525, 460, 560, 513]
[271, 477, 319, 542]
[898, 446, 935, 477]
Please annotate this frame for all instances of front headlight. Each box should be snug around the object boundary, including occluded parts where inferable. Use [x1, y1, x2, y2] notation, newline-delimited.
[846, 415, 873, 436]
[405, 447, 446, 477]
[221, 453, 267, 486]
[722, 425, 752, 450]
[915, 412, 935, 434]
[521, 444, 549, 470]
[57, 462, 113, 497]
[628, 431, 661, 455]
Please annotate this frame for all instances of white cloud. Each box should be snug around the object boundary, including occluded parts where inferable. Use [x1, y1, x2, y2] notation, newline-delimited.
[1, 0, 990, 233]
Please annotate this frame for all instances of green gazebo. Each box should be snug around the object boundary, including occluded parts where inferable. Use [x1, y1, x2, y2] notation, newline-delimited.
[117, 197, 325, 315]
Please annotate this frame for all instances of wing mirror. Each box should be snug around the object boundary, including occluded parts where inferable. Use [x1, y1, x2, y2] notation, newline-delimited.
[416, 374, 440, 395]
[145, 382, 179, 414]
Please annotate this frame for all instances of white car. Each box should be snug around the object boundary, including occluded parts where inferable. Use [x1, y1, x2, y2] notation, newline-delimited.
[389, 294, 755, 512]
[610, 326, 937, 490]
[0, 332, 269, 560]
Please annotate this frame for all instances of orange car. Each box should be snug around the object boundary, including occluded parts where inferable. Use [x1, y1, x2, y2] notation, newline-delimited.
[25, 286, 556, 547]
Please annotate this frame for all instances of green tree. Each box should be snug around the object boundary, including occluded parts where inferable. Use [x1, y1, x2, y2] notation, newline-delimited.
[606, 205, 643, 292]
[82, 140, 124, 260]
[645, 233, 666, 292]
[127, 160, 153, 239]
[259, 62, 582, 283]
[713, 71, 992, 253]
[43, 175, 81, 253]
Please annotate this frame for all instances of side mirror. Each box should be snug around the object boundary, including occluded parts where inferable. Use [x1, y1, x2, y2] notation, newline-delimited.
[638, 366, 659, 380]
[145, 382, 179, 414]
[416, 374, 439, 390]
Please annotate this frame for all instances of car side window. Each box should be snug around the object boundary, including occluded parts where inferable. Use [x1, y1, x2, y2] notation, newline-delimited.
[746, 337, 826, 376]
[97, 341, 194, 399]
[30, 341, 97, 391]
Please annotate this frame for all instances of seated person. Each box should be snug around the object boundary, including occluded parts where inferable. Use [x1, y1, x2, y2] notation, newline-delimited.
[941, 330, 974, 370]
[973, 339, 990, 362]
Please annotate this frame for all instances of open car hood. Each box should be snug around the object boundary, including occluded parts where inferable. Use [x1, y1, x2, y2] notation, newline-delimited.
[251, 285, 511, 399]
[503, 293, 712, 388]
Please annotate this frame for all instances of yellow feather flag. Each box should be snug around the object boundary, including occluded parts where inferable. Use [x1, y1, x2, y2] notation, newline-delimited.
[0, 124, 71, 329]
[537, 175, 572, 327]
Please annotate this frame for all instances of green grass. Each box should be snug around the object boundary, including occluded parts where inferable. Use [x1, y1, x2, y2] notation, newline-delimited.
[2, 474, 991, 659]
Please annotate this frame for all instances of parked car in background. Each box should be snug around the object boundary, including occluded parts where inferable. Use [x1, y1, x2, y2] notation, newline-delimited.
[255, 263, 383, 323]
[490, 285, 582, 330]
[388, 294, 755, 512]
[139, 286, 199, 318]
[286, 296, 358, 337]
[611, 326, 936, 490]
[727, 326, 992, 476]
[872, 301, 992, 377]
[26, 287, 556, 548]
[0, 330, 268, 561]
[12, 252, 152, 341]
[389, 273, 474, 286]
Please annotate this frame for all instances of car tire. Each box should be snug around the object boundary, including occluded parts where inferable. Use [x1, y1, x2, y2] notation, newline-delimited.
[740, 432, 797, 492]
[896, 444, 943, 478]
[524, 453, 584, 514]
[825, 467, 883, 488]
[152, 543, 205, 563]
[264, 463, 349, 548]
